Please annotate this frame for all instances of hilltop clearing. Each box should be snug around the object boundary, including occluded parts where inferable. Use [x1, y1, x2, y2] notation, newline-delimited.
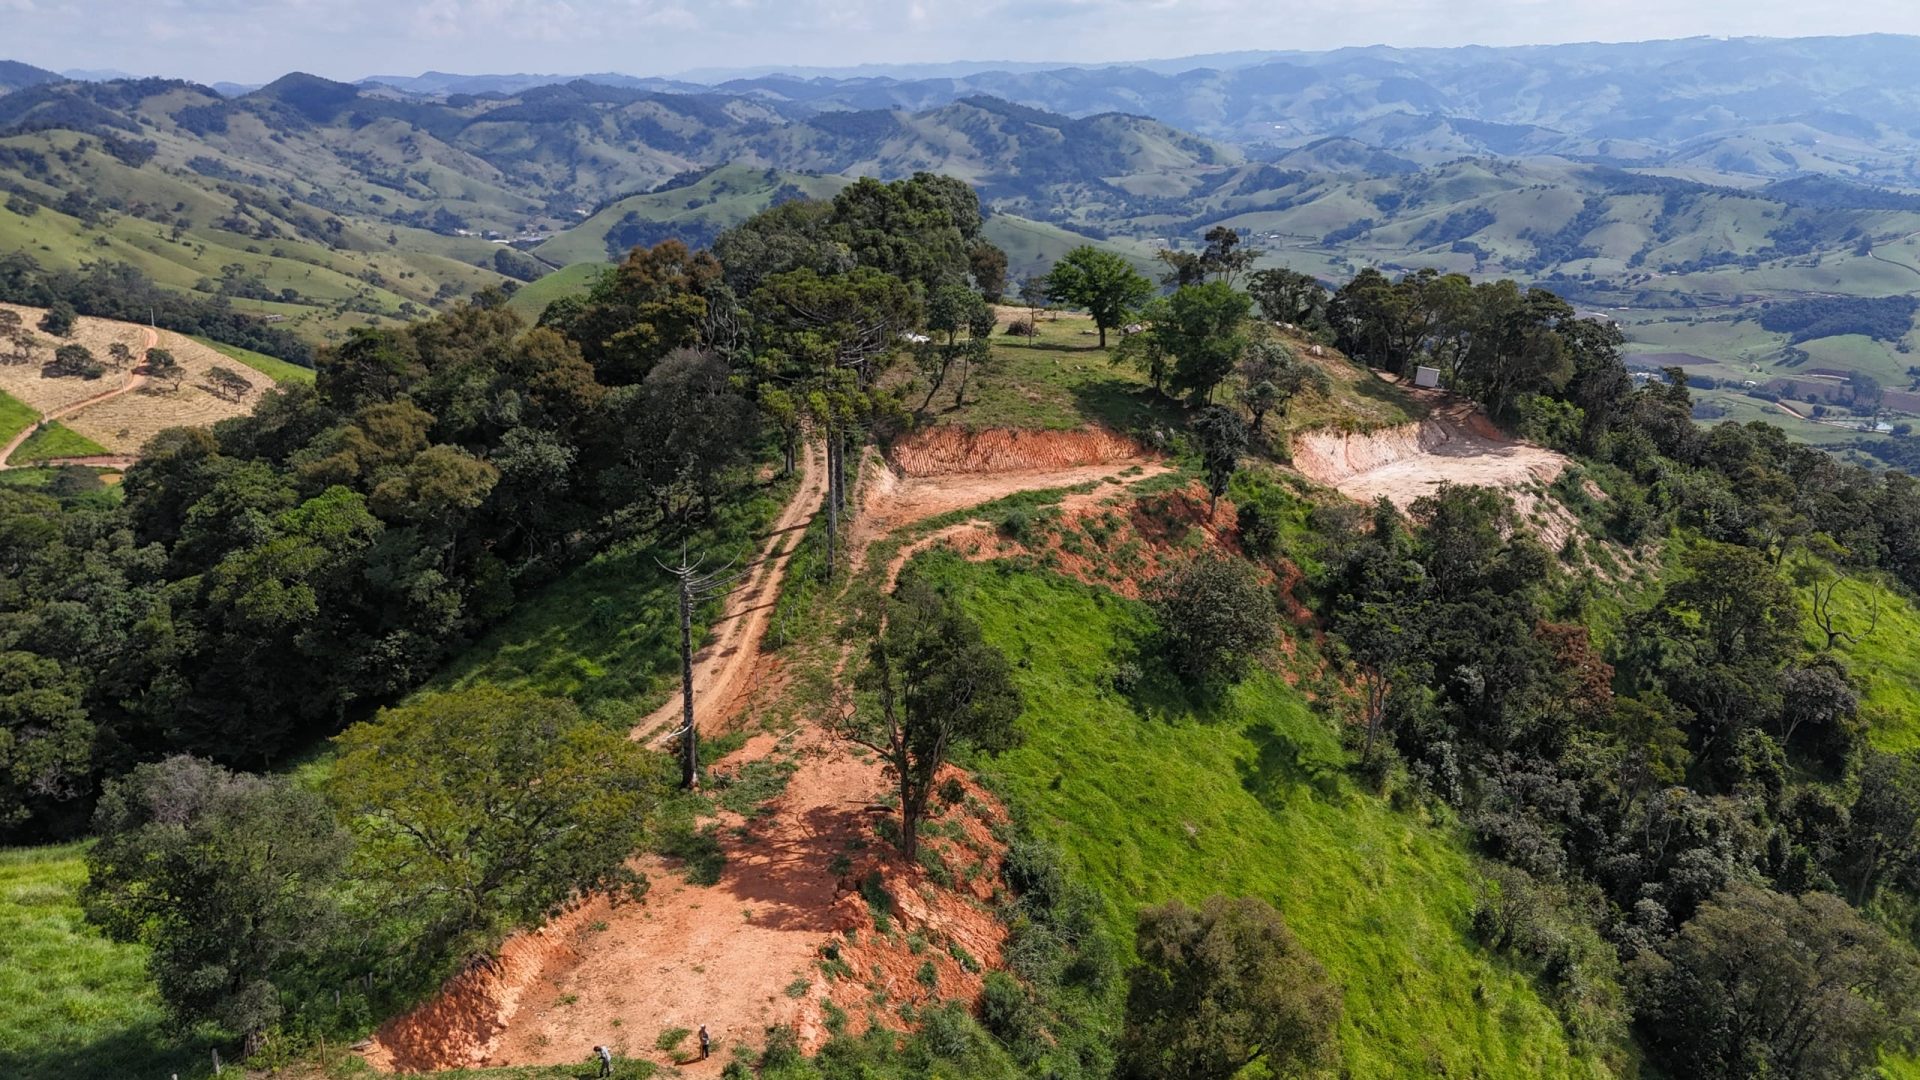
[0, 303, 287, 463]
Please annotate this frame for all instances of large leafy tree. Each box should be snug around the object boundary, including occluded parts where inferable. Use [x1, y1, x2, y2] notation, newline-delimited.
[1246, 267, 1329, 328]
[1149, 554, 1275, 686]
[544, 240, 724, 386]
[1192, 405, 1246, 515]
[598, 347, 759, 521]
[328, 687, 666, 951]
[838, 578, 1022, 862]
[1044, 247, 1153, 347]
[1636, 883, 1920, 1080]
[0, 650, 91, 833]
[751, 266, 922, 387]
[1161, 282, 1253, 402]
[83, 756, 349, 1052]
[828, 173, 987, 296]
[1120, 895, 1341, 1080]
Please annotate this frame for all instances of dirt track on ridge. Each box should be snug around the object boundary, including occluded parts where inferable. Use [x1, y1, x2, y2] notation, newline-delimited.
[634, 440, 829, 746]
[367, 427, 1168, 1077]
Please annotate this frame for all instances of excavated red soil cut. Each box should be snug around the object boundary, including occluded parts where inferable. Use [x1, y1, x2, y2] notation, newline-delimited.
[365, 728, 1013, 1077]
[886, 426, 1145, 477]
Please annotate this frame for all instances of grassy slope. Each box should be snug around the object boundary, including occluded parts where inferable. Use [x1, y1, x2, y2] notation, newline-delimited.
[187, 335, 315, 385]
[11, 422, 110, 463]
[505, 262, 604, 323]
[917, 312, 1422, 439]
[536, 165, 851, 266]
[1802, 563, 1920, 753]
[0, 388, 36, 446]
[923, 554, 1605, 1078]
[0, 845, 216, 1080]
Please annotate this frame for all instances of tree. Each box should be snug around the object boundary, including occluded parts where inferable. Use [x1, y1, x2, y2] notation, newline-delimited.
[1120, 896, 1340, 1080]
[1238, 336, 1322, 433]
[38, 300, 76, 337]
[601, 348, 758, 521]
[968, 239, 1008, 300]
[1192, 405, 1246, 515]
[838, 578, 1022, 862]
[1149, 554, 1276, 686]
[83, 756, 349, 1052]
[752, 266, 922, 387]
[106, 340, 134, 370]
[919, 284, 994, 410]
[1113, 296, 1175, 393]
[1162, 282, 1253, 402]
[144, 345, 182, 388]
[202, 365, 254, 402]
[1636, 883, 1920, 1080]
[328, 687, 665, 950]
[1044, 247, 1153, 348]
[549, 240, 723, 386]
[1654, 541, 1800, 671]
[1199, 225, 1260, 287]
[46, 342, 102, 379]
[1246, 267, 1329, 328]
[0, 651, 91, 835]
[1836, 750, 1920, 906]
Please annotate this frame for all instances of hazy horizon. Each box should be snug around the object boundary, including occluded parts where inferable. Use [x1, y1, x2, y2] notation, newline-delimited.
[13, 1, 1920, 87]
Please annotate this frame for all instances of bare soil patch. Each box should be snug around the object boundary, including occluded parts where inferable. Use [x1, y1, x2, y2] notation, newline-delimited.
[0, 304, 257, 456]
[885, 425, 1144, 477]
[1291, 397, 1568, 513]
[367, 729, 1010, 1076]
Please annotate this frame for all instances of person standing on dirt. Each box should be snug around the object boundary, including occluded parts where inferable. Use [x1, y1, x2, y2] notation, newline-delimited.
[594, 1044, 613, 1077]
[699, 1025, 711, 1060]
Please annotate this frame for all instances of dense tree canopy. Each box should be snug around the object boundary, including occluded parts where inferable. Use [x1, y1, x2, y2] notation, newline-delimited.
[1120, 895, 1340, 1080]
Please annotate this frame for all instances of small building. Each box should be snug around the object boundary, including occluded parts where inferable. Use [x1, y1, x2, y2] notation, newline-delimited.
[1414, 365, 1441, 388]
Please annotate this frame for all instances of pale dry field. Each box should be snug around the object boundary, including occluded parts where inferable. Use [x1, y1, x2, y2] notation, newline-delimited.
[0, 303, 260, 454]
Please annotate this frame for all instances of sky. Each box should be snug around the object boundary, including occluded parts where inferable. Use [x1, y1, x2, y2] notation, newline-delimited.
[12, 0, 1920, 84]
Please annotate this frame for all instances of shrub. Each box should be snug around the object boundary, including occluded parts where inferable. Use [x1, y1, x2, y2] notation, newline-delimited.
[1148, 554, 1277, 686]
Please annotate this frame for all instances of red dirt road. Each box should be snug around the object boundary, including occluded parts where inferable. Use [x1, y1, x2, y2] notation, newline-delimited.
[635, 440, 829, 746]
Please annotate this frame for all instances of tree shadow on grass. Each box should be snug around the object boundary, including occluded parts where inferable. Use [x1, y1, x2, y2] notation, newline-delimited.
[1235, 719, 1344, 811]
[1347, 366, 1431, 421]
[1069, 379, 1187, 434]
[0, 1023, 217, 1080]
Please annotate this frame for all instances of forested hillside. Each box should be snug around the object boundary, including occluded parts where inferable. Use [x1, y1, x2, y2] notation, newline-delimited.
[5, 161, 1920, 1080]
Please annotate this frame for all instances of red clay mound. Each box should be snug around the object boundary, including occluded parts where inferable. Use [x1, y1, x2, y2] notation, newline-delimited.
[887, 427, 1144, 477]
[364, 920, 584, 1072]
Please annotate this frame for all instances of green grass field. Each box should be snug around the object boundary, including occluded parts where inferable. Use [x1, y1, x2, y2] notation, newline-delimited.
[187, 336, 315, 385]
[11, 422, 110, 464]
[1801, 561, 1920, 753]
[0, 845, 216, 1080]
[922, 554, 1611, 1078]
[0, 388, 37, 448]
[915, 312, 1420, 441]
[911, 312, 1169, 432]
[505, 263, 604, 323]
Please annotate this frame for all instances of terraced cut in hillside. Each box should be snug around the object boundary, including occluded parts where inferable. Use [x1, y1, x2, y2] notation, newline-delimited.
[1291, 388, 1567, 506]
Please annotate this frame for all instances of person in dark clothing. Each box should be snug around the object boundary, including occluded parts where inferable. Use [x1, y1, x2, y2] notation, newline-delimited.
[699, 1025, 711, 1060]
[594, 1044, 613, 1077]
